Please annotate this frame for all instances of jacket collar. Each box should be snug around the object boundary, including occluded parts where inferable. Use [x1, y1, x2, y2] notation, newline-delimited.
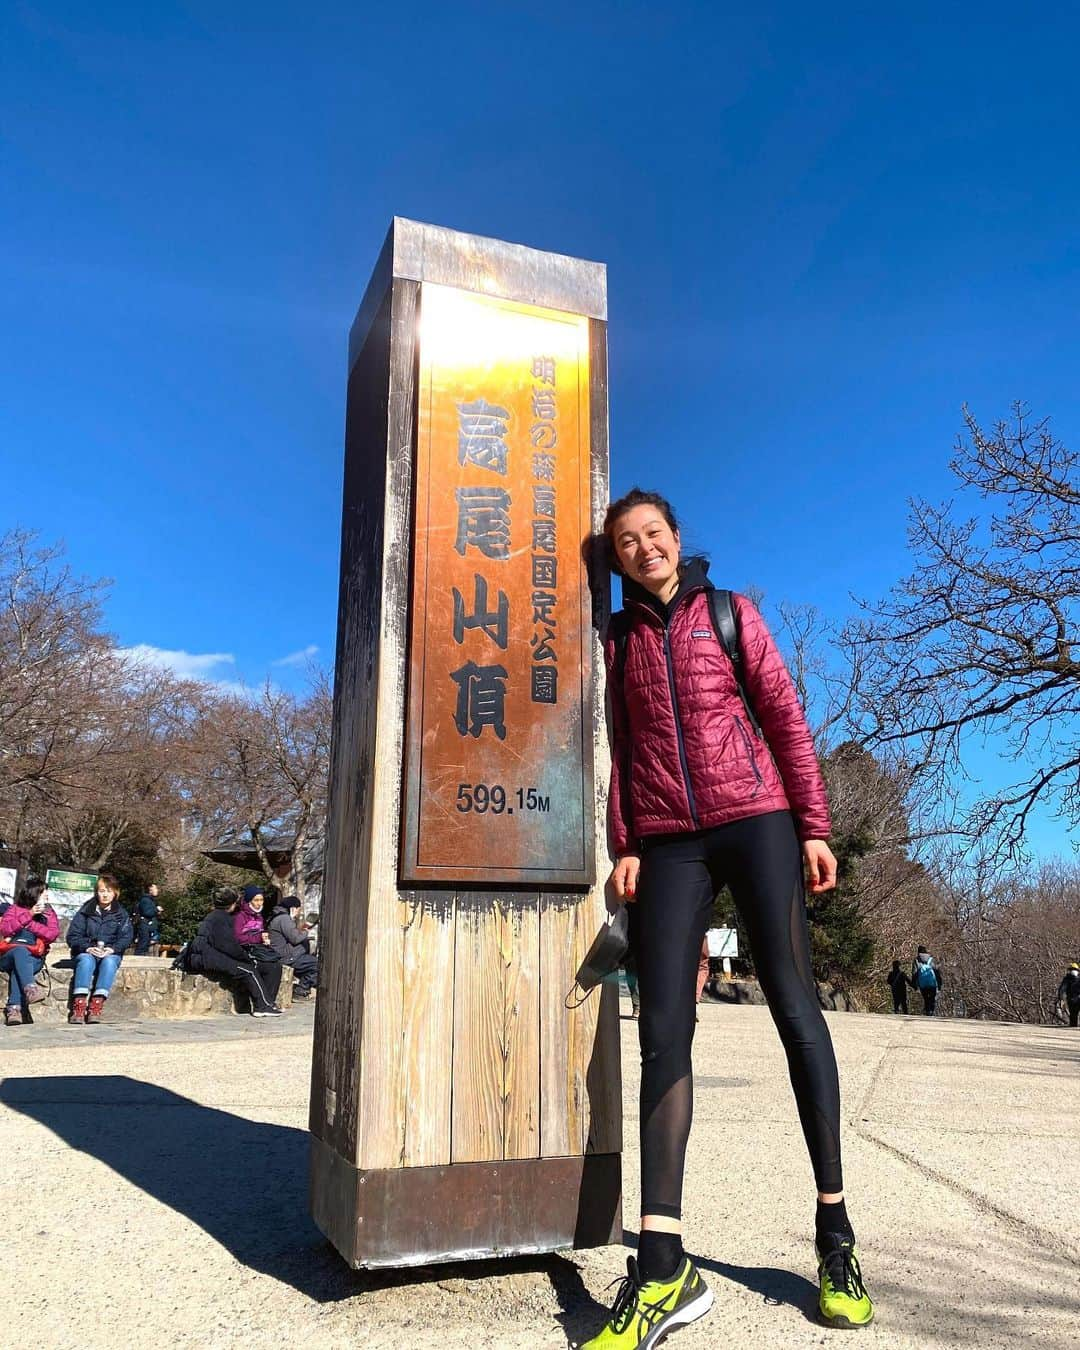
[79, 897, 122, 918]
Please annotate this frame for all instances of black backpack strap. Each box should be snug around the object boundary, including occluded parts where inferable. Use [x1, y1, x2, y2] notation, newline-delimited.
[707, 588, 762, 738]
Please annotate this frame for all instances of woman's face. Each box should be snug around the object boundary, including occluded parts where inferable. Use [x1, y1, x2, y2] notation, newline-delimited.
[250, 896, 264, 912]
[96, 881, 116, 907]
[611, 503, 681, 599]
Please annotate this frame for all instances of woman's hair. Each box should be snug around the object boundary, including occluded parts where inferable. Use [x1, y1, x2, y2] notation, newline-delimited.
[18, 877, 46, 908]
[97, 872, 120, 896]
[213, 887, 239, 909]
[602, 487, 680, 573]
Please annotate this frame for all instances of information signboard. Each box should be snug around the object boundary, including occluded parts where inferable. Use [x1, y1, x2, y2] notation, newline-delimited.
[45, 868, 98, 918]
[707, 927, 739, 960]
[401, 283, 594, 885]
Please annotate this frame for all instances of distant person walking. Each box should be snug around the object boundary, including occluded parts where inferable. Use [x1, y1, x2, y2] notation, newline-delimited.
[134, 882, 163, 955]
[65, 874, 133, 1023]
[886, 960, 910, 1015]
[911, 947, 941, 1016]
[1058, 962, 1080, 1027]
[0, 877, 59, 1025]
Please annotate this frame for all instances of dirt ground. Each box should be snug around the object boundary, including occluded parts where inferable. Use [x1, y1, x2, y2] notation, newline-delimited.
[3, 999, 1078, 1348]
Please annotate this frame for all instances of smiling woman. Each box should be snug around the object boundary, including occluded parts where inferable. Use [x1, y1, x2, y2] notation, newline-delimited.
[574, 486, 873, 1348]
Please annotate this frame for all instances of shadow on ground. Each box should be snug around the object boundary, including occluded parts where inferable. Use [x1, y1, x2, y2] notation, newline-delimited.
[0, 1073, 603, 1335]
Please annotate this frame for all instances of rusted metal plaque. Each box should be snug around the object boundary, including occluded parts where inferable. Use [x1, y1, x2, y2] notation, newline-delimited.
[401, 283, 594, 885]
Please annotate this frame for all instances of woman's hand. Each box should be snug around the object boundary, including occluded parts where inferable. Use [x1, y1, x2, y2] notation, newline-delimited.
[609, 855, 641, 901]
[803, 840, 837, 893]
[262, 933, 271, 945]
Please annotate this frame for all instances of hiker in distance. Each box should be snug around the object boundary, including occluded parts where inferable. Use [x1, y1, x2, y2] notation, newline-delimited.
[1058, 961, 1080, 1027]
[579, 488, 873, 1349]
[911, 946, 942, 1015]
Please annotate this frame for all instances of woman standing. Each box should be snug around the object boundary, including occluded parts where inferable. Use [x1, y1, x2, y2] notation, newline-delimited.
[580, 489, 873, 1348]
[0, 877, 60, 1025]
[65, 874, 133, 1024]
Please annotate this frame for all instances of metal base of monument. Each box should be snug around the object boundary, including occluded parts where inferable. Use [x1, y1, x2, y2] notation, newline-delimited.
[310, 1134, 622, 1269]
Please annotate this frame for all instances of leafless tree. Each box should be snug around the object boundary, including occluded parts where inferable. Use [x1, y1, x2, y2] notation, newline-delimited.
[770, 598, 940, 928]
[846, 404, 1080, 856]
[930, 849, 1080, 1023]
[0, 531, 189, 865]
[184, 675, 331, 903]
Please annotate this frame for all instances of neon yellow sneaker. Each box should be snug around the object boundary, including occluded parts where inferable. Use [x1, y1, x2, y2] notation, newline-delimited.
[817, 1233, 874, 1328]
[579, 1255, 713, 1348]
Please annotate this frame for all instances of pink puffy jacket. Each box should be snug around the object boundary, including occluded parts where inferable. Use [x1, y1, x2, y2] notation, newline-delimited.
[606, 569, 831, 856]
[0, 903, 60, 949]
[234, 903, 266, 946]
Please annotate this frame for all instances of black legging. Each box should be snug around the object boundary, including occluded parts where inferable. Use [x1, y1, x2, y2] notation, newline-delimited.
[196, 949, 281, 1011]
[630, 809, 842, 1220]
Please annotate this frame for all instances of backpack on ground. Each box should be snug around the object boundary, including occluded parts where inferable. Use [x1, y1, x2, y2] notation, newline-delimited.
[611, 587, 762, 736]
[172, 935, 203, 973]
[915, 961, 937, 991]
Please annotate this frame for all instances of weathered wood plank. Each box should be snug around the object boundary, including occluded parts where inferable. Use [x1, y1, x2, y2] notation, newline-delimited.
[310, 284, 395, 1165]
[451, 894, 505, 1162]
[402, 892, 455, 1167]
[539, 892, 577, 1156]
[352, 276, 422, 1171]
[501, 894, 541, 1160]
[586, 974, 623, 1155]
[567, 895, 601, 1154]
[584, 313, 622, 1158]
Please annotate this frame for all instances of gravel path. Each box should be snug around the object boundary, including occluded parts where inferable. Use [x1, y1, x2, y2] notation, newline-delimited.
[3, 1000, 1078, 1347]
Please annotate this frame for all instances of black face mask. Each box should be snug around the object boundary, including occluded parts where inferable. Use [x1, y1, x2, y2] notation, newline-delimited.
[567, 905, 630, 1006]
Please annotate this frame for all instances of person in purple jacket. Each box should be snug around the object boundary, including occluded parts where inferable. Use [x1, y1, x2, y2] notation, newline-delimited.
[580, 489, 873, 1350]
[234, 885, 270, 952]
[1, 877, 60, 1025]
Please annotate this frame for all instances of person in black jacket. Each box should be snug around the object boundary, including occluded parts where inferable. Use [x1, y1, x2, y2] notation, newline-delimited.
[189, 889, 282, 1016]
[65, 873, 133, 1024]
[886, 960, 911, 1014]
[134, 882, 163, 955]
[1058, 962, 1080, 1027]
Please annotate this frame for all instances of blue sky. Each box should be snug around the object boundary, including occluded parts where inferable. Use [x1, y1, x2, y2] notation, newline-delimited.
[4, 3, 1079, 853]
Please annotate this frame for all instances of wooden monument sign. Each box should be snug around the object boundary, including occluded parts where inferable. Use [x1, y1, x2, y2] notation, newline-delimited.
[310, 218, 622, 1267]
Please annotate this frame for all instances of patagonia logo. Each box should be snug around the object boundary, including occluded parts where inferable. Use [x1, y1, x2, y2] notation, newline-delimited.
[692, 629, 714, 639]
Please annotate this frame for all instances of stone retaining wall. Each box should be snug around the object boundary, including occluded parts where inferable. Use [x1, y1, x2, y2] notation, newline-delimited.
[18, 952, 294, 1022]
[702, 978, 861, 1012]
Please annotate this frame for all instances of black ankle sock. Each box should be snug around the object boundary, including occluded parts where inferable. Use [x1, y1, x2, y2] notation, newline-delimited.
[815, 1198, 854, 1243]
[637, 1229, 683, 1283]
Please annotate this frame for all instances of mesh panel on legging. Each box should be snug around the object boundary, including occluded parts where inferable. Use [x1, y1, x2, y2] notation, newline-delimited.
[631, 838, 714, 1220]
[722, 811, 843, 1193]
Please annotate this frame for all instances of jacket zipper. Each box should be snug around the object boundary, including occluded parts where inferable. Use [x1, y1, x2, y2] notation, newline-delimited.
[734, 715, 763, 795]
[663, 621, 700, 827]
